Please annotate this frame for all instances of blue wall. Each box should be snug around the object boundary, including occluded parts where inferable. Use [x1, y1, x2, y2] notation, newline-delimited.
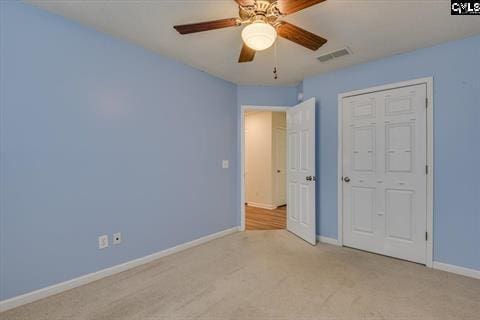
[302, 35, 480, 270]
[236, 85, 298, 107]
[1, 0, 479, 303]
[0, 2, 237, 300]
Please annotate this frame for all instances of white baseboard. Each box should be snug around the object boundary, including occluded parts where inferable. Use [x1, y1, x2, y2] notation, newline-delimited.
[433, 261, 480, 279]
[316, 235, 341, 246]
[313, 237, 479, 279]
[246, 202, 277, 210]
[3, 228, 477, 312]
[0, 226, 240, 312]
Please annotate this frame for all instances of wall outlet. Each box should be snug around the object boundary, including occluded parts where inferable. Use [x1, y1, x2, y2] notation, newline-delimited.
[222, 160, 229, 169]
[98, 235, 108, 249]
[113, 232, 122, 245]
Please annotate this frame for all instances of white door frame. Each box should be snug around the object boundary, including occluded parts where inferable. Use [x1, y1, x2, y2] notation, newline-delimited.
[240, 105, 289, 231]
[274, 126, 287, 207]
[337, 77, 434, 267]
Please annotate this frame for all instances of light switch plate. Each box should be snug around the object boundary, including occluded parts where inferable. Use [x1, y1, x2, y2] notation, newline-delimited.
[98, 235, 108, 249]
[222, 160, 229, 169]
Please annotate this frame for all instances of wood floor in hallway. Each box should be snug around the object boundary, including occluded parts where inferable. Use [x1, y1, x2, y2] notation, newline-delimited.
[245, 204, 286, 230]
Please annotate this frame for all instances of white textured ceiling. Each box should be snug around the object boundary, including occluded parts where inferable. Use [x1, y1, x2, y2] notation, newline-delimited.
[28, 0, 480, 85]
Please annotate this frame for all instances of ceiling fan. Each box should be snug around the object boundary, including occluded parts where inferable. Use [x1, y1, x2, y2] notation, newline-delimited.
[173, 0, 327, 63]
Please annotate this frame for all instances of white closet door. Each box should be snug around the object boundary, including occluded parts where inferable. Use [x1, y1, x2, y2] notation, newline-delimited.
[342, 84, 427, 264]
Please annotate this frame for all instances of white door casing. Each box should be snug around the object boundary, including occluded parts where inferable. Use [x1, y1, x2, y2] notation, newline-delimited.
[287, 98, 316, 245]
[244, 129, 249, 203]
[275, 128, 287, 206]
[342, 84, 428, 264]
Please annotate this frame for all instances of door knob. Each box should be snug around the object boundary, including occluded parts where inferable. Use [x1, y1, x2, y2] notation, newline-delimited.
[306, 176, 312, 181]
[277, 170, 281, 173]
[344, 177, 350, 182]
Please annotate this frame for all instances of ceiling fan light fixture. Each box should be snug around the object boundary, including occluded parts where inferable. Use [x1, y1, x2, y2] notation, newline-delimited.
[241, 21, 277, 51]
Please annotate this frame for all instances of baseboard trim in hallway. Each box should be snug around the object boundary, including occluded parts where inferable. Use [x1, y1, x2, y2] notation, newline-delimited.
[0, 226, 240, 312]
[246, 202, 278, 210]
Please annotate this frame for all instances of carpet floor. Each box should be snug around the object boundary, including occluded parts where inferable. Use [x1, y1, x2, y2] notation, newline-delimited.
[1, 230, 479, 320]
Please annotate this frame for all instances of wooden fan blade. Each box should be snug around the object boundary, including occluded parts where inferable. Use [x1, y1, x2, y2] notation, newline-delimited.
[277, 21, 327, 51]
[234, 0, 255, 6]
[277, 0, 326, 15]
[238, 44, 256, 63]
[174, 18, 238, 34]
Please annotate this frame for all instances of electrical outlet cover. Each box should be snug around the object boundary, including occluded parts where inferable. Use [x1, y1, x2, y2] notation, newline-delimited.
[98, 235, 108, 249]
[113, 232, 122, 245]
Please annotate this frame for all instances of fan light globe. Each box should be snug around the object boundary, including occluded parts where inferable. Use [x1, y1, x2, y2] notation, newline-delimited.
[241, 21, 277, 51]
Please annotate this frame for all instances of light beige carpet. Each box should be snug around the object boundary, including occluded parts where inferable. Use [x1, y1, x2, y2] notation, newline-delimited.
[1, 230, 479, 320]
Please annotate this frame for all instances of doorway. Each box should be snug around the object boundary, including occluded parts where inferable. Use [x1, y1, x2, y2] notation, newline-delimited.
[244, 110, 287, 230]
[240, 99, 317, 245]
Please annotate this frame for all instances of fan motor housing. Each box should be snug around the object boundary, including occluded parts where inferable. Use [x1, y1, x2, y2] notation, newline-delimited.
[239, 0, 282, 24]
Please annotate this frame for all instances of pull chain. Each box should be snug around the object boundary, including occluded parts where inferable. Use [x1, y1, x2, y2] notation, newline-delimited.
[273, 40, 278, 80]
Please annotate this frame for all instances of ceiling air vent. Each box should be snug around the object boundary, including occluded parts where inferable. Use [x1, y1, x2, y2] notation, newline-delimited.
[317, 47, 351, 63]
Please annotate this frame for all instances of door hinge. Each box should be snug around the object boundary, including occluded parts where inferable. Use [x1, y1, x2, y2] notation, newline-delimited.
[425, 165, 428, 175]
[425, 231, 428, 241]
[425, 98, 428, 108]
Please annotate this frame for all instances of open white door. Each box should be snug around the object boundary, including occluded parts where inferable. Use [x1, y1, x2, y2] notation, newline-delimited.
[287, 98, 316, 244]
